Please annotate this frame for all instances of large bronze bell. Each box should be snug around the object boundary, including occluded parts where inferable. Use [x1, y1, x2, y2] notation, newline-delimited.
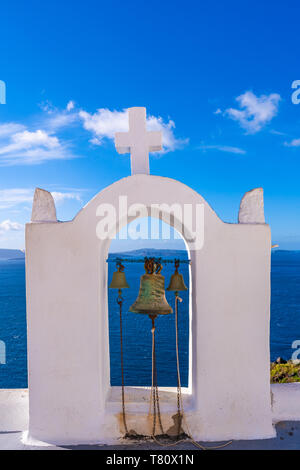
[109, 262, 130, 290]
[130, 258, 173, 317]
[167, 259, 188, 293]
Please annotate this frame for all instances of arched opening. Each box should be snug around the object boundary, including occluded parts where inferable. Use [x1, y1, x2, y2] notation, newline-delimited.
[107, 216, 191, 389]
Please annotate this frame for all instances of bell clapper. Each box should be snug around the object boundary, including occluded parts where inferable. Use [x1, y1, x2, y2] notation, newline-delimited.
[149, 313, 156, 333]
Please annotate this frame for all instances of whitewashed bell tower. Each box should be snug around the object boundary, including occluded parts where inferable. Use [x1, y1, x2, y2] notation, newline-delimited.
[25, 107, 274, 445]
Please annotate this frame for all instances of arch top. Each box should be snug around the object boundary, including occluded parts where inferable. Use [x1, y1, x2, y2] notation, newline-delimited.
[75, 174, 224, 227]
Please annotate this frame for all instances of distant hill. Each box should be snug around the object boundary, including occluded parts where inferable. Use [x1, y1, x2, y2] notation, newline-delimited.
[272, 250, 300, 254]
[0, 249, 25, 261]
[108, 248, 188, 259]
[1, 247, 298, 262]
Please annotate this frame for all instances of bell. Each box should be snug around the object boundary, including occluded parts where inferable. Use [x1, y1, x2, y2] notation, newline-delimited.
[167, 260, 188, 293]
[167, 272, 188, 292]
[109, 262, 129, 289]
[130, 258, 173, 316]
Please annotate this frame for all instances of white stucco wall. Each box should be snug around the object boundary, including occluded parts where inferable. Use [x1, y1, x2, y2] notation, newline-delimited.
[271, 383, 300, 422]
[0, 390, 28, 432]
[25, 174, 274, 444]
[2, 384, 300, 445]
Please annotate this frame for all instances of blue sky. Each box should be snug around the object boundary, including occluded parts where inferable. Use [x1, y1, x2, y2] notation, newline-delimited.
[0, 0, 300, 249]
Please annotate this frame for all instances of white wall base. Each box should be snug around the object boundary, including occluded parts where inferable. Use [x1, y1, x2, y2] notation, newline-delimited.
[271, 383, 300, 422]
[2, 385, 300, 446]
[0, 389, 28, 432]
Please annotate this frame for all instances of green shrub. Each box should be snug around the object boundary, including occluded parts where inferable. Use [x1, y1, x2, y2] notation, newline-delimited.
[270, 361, 300, 383]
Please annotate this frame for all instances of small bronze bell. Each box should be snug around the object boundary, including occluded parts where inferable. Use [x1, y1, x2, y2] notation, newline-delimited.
[109, 261, 130, 290]
[130, 258, 173, 317]
[167, 259, 188, 293]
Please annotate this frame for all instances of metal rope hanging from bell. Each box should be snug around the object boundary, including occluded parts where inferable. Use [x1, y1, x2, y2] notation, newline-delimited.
[108, 260, 130, 437]
[167, 259, 188, 295]
[129, 258, 173, 318]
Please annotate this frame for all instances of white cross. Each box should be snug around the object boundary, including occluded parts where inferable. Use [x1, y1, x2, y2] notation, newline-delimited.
[115, 107, 162, 175]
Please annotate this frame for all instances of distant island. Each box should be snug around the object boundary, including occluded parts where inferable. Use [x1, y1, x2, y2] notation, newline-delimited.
[0, 247, 299, 262]
[108, 247, 188, 259]
[0, 249, 25, 261]
[273, 250, 300, 254]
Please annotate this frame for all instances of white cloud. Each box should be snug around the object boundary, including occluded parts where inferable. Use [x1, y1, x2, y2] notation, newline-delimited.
[0, 189, 33, 209]
[0, 103, 186, 166]
[0, 127, 76, 165]
[38, 100, 78, 131]
[89, 137, 102, 146]
[146, 115, 188, 153]
[38, 100, 56, 113]
[0, 188, 83, 210]
[214, 108, 222, 115]
[51, 191, 82, 204]
[79, 108, 188, 153]
[270, 129, 287, 136]
[225, 91, 281, 133]
[0, 123, 26, 137]
[199, 144, 246, 155]
[284, 138, 300, 147]
[45, 112, 78, 131]
[66, 100, 75, 111]
[0, 129, 59, 153]
[0, 219, 23, 236]
[79, 108, 126, 142]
